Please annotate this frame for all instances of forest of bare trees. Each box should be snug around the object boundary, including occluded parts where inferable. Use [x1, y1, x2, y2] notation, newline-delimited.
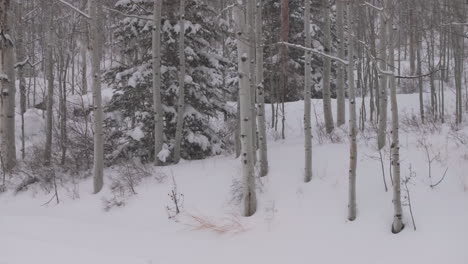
[1, 0, 468, 238]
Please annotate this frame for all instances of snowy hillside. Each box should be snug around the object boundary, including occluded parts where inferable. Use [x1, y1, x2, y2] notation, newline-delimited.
[1, 92, 467, 264]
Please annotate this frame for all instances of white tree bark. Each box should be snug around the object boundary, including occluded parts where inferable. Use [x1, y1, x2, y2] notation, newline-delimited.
[255, 0, 268, 177]
[44, 1, 54, 166]
[16, 1, 26, 160]
[0, 0, 16, 170]
[235, 1, 256, 217]
[347, 2, 357, 221]
[304, 0, 312, 182]
[89, 0, 104, 193]
[173, 0, 186, 164]
[153, 0, 164, 165]
[377, 9, 388, 150]
[336, 0, 346, 127]
[388, 16, 404, 234]
[247, 0, 257, 163]
[322, 0, 334, 134]
[417, 48, 424, 123]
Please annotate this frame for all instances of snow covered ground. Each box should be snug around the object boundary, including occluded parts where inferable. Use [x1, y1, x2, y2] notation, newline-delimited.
[1, 90, 468, 264]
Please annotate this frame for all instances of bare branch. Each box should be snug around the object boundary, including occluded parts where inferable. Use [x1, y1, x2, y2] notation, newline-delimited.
[276, 41, 349, 65]
[103, 6, 153, 21]
[363, 2, 383, 12]
[56, 0, 90, 19]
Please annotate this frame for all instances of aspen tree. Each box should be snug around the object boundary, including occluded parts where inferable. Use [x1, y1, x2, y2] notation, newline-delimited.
[347, 1, 357, 221]
[322, 0, 334, 133]
[44, 1, 54, 166]
[256, 0, 268, 177]
[388, 12, 404, 234]
[235, 1, 256, 217]
[336, 0, 346, 127]
[247, 0, 257, 162]
[16, 1, 26, 160]
[304, 0, 313, 182]
[153, 0, 164, 165]
[0, 0, 16, 170]
[174, 0, 186, 164]
[377, 7, 388, 150]
[89, 0, 104, 193]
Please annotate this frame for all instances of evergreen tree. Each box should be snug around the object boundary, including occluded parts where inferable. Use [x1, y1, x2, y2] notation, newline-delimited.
[105, 0, 230, 162]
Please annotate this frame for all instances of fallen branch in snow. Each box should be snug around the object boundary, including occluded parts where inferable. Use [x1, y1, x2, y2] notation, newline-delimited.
[181, 212, 248, 235]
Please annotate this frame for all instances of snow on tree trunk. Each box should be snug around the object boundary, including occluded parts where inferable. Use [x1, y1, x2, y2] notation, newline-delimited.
[377, 9, 388, 150]
[336, 0, 346, 127]
[90, 0, 104, 193]
[388, 16, 404, 234]
[173, 0, 186, 164]
[235, 1, 256, 217]
[256, 0, 268, 177]
[304, 0, 312, 183]
[347, 2, 357, 222]
[153, 0, 164, 165]
[0, 0, 16, 170]
[322, 0, 334, 134]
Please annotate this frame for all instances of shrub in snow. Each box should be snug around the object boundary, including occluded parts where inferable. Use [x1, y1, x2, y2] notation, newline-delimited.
[166, 173, 184, 219]
[103, 159, 167, 211]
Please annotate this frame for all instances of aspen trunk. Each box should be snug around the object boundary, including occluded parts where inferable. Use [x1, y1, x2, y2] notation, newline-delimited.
[336, 0, 346, 127]
[153, 0, 164, 165]
[347, 2, 357, 222]
[452, 20, 464, 124]
[304, 0, 312, 183]
[377, 10, 388, 150]
[16, 1, 26, 160]
[255, 0, 268, 177]
[247, 0, 257, 163]
[90, 0, 104, 193]
[44, 1, 54, 166]
[388, 16, 404, 234]
[280, 0, 289, 140]
[0, 0, 16, 170]
[235, 1, 256, 217]
[417, 48, 424, 124]
[322, 0, 334, 133]
[173, 0, 186, 164]
[81, 43, 87, 94]
[235, 96, 241, 158]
